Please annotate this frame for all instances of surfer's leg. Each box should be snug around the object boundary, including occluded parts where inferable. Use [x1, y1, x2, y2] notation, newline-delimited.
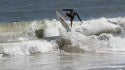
[70, 17, 74, 27]
[70, 19, 73, 27]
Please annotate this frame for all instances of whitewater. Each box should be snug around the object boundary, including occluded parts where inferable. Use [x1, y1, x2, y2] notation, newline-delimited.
[0, 16, 125, 70]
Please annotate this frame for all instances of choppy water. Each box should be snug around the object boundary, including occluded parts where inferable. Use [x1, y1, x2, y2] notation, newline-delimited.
[0, 0, 125, 22]
[1, 0, 125, 70]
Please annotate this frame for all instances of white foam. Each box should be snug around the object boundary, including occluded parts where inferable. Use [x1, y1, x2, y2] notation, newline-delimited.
[0, 40, 57, 56]
[60, 32, 112, 52]
[110, 37, 125, 52]
[1, 17, 125, 56]
[42, 18, 121, 37]
[42, 17, 123, 52]
[44, 19, 64, 37]
[73, 18, 121, 35]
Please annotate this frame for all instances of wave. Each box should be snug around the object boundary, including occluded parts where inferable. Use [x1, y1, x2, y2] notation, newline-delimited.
[0, 40, 58, 57]
[0, 17, 125, 57]
[0, 17, 123, 41]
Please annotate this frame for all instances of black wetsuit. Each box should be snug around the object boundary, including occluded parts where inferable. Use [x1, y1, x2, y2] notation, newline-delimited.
[62, 9, 82, 27]
[66, 12, 77, 27]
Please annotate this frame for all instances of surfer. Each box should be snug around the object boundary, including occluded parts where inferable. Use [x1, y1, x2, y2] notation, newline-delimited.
[61, 9, 82, 27]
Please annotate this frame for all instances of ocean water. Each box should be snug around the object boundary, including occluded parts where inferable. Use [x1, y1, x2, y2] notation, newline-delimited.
[1, 0, 125, 70]
[0, 0, 125, 22]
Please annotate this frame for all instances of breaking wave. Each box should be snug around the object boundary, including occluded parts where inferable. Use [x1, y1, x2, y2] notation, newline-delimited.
[0, 17, 125, 57]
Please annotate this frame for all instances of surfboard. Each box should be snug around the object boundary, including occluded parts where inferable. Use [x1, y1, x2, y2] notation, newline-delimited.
[56, 11, 71, 32]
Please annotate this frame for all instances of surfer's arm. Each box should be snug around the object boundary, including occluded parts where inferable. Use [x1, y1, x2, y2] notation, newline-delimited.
[62, 9, 73, 11]
[75, 13, 83, 23]
[61, 9, 73, 12]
